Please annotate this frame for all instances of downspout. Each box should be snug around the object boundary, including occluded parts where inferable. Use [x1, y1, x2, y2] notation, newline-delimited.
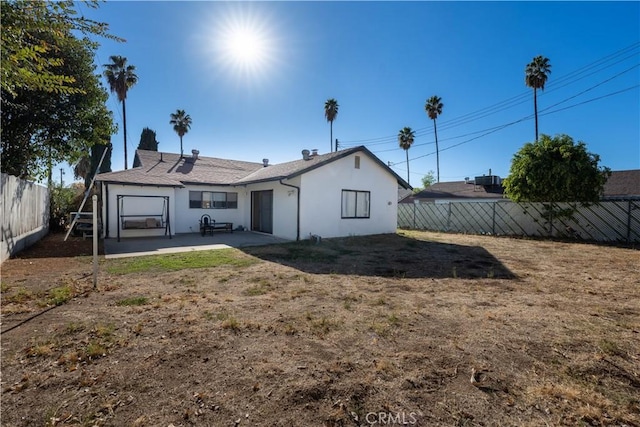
[104, 183, 109, 238]
[279, 179, 300, 241]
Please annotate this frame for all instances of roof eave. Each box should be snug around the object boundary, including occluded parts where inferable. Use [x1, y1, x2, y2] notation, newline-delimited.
[283, 146, 412, 189]
[97, 179, 182, 188]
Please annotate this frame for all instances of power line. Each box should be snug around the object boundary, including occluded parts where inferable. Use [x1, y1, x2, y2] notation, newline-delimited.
[343, 59, 638, 153]
[340, 42, 640, 147]
[378, 84, 639, 165]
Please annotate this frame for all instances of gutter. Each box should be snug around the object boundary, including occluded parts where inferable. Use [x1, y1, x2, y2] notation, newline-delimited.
[279, 179, 300, 241]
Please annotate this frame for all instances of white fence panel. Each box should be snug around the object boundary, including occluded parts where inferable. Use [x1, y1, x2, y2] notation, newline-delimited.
[398, 200, 640, 244]
[1, 173, 50, 262]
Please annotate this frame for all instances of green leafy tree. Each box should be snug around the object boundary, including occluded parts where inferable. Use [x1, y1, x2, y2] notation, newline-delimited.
[504, 134, 610, 236]
[1, 28, 116, 181]
[421, 171, 436, 188]
[503, 134, 610, 203]
[1, 0, 120, 98]
[425, 95, 444, 182]
[397, 127, 416, 186]
[525, 56, 551, 142]
[412, 171, 436, 194]
[324, 98, 339, 152]
[104, 55, 138, 170]
[138, 127, 160, 151]
[170, 110, 192, 157]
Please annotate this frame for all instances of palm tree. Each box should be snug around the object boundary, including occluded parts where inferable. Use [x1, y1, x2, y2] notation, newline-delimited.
[103, 55, 138, 169]
[73, 155, 91, 182]
[324, 98, 339, 152]
[169, 109, 192, 157]
[397, 126, 415, 185]
[425, 95, 444, 183]
[525, 55, 551, 142]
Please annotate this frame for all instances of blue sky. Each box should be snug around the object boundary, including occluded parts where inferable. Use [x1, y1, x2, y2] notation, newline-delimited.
[64, 1, 639, 187]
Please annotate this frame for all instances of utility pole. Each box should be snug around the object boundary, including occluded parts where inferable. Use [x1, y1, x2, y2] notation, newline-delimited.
[335, 138, 339, 151]
[59, 168, 65, 188]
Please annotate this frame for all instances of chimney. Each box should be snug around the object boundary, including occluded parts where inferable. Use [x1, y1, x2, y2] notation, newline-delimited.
[262, 158, 269, 167]
[191, 149, 199, 160]
[302, 149, 311, 160]
[311, 149, 318, 157]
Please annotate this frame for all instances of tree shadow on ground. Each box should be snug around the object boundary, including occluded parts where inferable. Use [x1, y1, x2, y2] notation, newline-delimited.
[243, 233, 517, 280]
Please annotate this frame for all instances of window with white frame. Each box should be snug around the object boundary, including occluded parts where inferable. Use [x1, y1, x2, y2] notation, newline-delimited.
[341, 190, 370, 218]
[189, 191, 238, 209]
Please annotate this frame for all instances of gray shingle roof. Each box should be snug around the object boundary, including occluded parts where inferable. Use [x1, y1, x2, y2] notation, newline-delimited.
[96, 147, 411, 189]
[401, 169, 640, 203]
[603, 170, 640, 198]
[96, 150, 263, 186]
[401, 181, 505, 203]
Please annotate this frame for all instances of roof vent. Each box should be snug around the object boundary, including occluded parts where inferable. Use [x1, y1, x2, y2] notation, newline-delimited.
[302, 149, 311, 160]
[311, 149, 318, 157]
[191, 149, 199, 160]
[262, 158, 269, 167]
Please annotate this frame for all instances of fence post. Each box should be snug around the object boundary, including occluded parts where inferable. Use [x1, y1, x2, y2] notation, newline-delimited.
[447, 202, 452, 232]
[628, 200, 632, 244]
[492, 202, 496, 235]
[413, 201, 416, 229]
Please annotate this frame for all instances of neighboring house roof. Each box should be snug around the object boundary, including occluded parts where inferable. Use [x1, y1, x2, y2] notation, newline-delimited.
[400, 169, 640, 203]
[401, 180, 504, 203]
[603, 169, 640, 198]
[96, 146, 411, 189]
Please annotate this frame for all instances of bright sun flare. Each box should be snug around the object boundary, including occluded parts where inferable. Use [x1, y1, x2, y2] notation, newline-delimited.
[225, 28, 266, 65]
[210, 9, 277, 81]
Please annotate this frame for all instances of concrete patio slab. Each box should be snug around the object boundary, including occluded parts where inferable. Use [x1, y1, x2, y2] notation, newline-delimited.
[103, 231, 289, 259]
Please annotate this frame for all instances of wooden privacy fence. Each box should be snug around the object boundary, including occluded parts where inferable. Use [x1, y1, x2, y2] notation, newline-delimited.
[398, 200, 640, 244]
[1, 173, 50, 262]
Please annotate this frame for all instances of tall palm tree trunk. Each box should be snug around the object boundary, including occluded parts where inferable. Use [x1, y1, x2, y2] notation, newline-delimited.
[330, 121, 333, 152]
[433, 119, 440, 183]
[533, 87, 538, 142]
[180, 135, 183, 157]
[405, 150, 410, 185]
[122, 99, 128, 170]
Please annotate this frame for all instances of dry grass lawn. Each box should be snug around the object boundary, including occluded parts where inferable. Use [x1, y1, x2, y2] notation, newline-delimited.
[1, 231, 639, 426]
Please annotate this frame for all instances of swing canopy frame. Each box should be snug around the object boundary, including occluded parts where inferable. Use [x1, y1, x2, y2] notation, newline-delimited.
[116, 195, 171, 242]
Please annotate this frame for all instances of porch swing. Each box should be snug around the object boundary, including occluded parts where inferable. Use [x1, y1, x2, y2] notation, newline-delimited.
[116, 195, 171, 242]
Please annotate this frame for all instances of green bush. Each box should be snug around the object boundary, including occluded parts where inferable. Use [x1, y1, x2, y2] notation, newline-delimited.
[49, 184, 86, 232]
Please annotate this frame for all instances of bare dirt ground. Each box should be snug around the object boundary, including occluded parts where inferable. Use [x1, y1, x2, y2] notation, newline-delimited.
[1, 231, 639, 427]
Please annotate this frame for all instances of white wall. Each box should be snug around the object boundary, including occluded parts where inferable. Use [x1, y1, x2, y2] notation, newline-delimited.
[100, 152, 400, 241]
[174, 185, 247, 233]
[243, 178, 300, 240]
[103, 184, 176, 239]
[298, 153, 399, 239]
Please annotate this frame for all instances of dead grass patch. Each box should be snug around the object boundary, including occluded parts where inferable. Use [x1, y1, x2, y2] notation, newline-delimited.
[1, 231, 639, 426]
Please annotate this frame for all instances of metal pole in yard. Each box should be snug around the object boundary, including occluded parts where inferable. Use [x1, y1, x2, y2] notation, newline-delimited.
[93, 195, 98, 290]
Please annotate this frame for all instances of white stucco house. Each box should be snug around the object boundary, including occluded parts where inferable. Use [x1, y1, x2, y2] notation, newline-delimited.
[95, 146, 411, 241]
